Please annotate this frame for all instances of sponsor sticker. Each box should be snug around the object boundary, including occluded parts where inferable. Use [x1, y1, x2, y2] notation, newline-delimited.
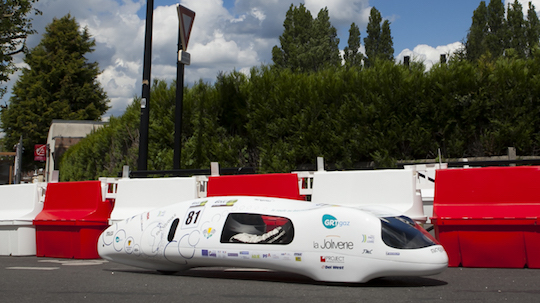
[280, 253, 293, 261]
[211, 199, 238, 207]
[190, 200, 208, 207]
[362, 234, 375, 243]
[322, 214, 350, 229]
[320, 256, 345, 263]
[431, 247, 444, 253]
[203, 227, 215, 239]
[125, 237, 134, 254]
[313, 237, 354, 250]
[202, 249, 217, 257]
[321, 265, 345, 270]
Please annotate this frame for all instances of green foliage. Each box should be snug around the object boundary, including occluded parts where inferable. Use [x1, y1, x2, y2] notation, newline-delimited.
[380, 20, 394, 61]
[0, 0, 40, 98]
[60, 79, 250, 180]
[485, 0, 507, 58]
[465, 0, 540, 61]
[507, 0, 526, 58]
[466, 1, 488, 62]
[272, 4, 340, 72]
[60, 100, 139, 181]
[526, 2, 540, 57]
[343, 23, 364, 68]
[62, 55, 540, 180]
[364, 7, 394, 67]
[1, 14, 109, 170]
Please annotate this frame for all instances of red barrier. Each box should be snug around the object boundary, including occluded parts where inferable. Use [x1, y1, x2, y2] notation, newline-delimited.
[207, 173, 304, 200]
[431, 166, 540, 268]
[33, 181, 113, 259]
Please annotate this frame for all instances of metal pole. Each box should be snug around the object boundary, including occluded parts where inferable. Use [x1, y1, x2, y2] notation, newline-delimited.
[138, 0, 154, 171]
[14, 135, 22, 184]
[173, 26, 184, 169]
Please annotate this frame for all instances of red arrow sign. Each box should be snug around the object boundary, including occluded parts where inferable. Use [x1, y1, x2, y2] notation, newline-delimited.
[177, 4, 196, 51]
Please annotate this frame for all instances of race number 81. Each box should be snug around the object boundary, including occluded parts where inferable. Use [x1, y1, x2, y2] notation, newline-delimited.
[182, 206, 204, 229]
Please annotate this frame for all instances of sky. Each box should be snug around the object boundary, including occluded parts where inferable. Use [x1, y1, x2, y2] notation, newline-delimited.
[2, 0, 540, 120]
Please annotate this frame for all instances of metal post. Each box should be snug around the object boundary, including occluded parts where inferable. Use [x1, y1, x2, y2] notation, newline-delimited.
[440, 54, 447, 64]
[14, 135, 22, 184]
[174, 26, 184, 169]
[138, 0, 154, 171]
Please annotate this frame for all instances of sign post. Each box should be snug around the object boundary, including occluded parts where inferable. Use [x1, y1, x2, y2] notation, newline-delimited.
[174, 4, 195, 169]
[14, 136, 22, 184]
[138, 0, 154, 171]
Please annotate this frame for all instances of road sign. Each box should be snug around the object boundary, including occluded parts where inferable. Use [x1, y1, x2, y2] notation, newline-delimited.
[178, 50, 191, 65]
[34, 144, 46, 162]
[177, 4, 195, 51]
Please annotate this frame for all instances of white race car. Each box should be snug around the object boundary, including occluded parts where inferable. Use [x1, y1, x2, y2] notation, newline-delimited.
[98, 196, 447, 283]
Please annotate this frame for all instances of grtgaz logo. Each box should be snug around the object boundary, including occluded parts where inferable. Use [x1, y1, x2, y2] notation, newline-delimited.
[322, 214, 350, 229]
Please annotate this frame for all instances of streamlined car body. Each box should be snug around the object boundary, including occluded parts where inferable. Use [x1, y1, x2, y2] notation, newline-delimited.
[98, 196, 447, 283]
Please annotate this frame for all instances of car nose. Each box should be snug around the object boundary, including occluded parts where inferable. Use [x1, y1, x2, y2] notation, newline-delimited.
[97, 224, 118, 260]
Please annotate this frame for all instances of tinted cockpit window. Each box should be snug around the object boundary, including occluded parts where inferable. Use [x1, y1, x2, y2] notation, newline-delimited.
[381, 216, 437, 249]
[220, 213, 294, 244]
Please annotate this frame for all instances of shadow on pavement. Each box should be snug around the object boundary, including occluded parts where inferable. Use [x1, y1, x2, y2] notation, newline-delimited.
[104, 266, 448, 288]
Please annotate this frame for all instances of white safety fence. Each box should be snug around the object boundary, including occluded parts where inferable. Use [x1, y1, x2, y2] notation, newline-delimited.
[0, 182, 47, 256]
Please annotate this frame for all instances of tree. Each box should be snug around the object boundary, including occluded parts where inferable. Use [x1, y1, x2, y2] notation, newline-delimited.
[343, 22, 363, 67]
[309, 7, 340, 70]
[507, 0, 526, 57]
[380, 20, 394, 61]
[465, 1, 488, 61]
[364, 7, 394, 66]
[364, 7, 382, 67]
[0, 14, 109, 170]
[272, 4, 313, 71]
[485, 0, 507, 57]
[526, 2, 540, 57]
[272, 4, 340, 72]
[0, 0, 40, 98]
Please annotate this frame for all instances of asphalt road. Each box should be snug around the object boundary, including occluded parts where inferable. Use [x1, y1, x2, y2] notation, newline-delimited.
[1, 256, 539, 303]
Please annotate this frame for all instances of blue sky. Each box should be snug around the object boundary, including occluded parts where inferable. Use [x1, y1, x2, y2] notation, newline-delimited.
[2, 0, 539, 120]
[135, 0, 482, 55]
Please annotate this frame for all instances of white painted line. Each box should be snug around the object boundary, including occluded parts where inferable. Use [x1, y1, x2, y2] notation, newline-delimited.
[38, 260, 108, 266]
[6, 267, 60, 271]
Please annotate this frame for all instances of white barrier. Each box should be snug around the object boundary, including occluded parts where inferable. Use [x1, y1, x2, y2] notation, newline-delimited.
[404, 163, 448, 223]
[109, 177, 199, 225]
[0, 183, 46, 256]
[311, 169, 426, 223]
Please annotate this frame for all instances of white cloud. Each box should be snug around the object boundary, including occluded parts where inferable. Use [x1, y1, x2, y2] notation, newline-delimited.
[396, 42, 464, 70]
[506, 0, 540, 15]
[305, 0, 370, 27]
